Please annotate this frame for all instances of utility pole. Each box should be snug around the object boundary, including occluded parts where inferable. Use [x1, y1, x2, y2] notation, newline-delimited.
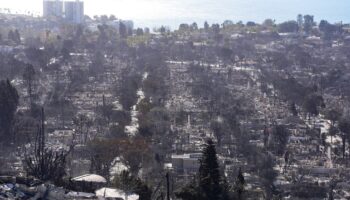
[166, 172, 170, 200]
[40, 107, 45, 153]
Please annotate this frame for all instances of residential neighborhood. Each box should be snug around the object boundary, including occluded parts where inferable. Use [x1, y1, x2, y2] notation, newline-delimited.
[1, 1, 350, 199]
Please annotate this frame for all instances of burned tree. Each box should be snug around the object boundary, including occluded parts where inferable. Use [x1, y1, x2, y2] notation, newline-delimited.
[24, 108, 68, 184]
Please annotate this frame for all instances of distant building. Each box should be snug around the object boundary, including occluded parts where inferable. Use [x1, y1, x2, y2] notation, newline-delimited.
[171, 153, 201, 174]
[64, 0, 84, 24]
[43, 0, 64, 19]
[43, 0, 84, 23]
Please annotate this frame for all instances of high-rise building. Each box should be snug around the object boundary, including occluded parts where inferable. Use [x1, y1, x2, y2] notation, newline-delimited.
[43, 0, 64, 19]
[43, 0, 84, 24]
[64, 1, 84, 24]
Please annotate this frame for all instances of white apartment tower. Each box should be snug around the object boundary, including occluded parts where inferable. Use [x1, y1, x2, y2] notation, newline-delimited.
[64, 1, 84, 24]
[43, 0, 84, 23]
[43, 0, 64, 18]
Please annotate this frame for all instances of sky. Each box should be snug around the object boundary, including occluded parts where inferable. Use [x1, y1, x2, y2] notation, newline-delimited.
[0, 0, 349, 28]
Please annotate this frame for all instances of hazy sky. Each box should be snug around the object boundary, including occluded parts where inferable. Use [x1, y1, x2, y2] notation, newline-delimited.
[1, 0, 349, 28]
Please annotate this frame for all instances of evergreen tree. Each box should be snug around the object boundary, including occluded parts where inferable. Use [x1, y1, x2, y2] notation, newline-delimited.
[0, 79, 19, 142]
[176, 139, 229, 200]
[297, 14, 303, 28]
[204, 21, 209, 31]
[303, 15, 314, 33]
[271, 125, 290, 155]
[339, 118, 350, 158]
[119, 22, 127, 38]
[198, 139, 224, 200]
[23, 64, 36, 105]
[325, 108, 341, 126]
[234, 168, 245, 200]
[302, 94, 324, 119]
[290, 102, 298, 116]
[8, 30, 14, 42]
[136, 28, 144, 36]
[14, 29, 21, 44]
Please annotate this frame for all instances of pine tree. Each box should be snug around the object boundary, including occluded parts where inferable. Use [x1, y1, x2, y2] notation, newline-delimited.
[8, 30, 14, 42]
[119, 22, 127, 38]
[14, 29, 21, 44]
[0, 79, 19, 142]
[234, 168, 245, 200]
[176, 139, 229, 200]
[290, 102, 298, 116]
[23, 64, 36, 105]
[204, 21, 209, 31]
[199, 139, 223, 200]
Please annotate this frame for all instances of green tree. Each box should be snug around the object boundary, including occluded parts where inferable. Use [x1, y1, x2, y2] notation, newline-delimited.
[319, 20, 337, 40]
[191, 22, 198, 31]
[271, 125, 290, 155]
[8, 29, 20, 44]
[136, 28, 144, 36]
[290, 102, 298, 116]
[263, 19, 275, 27]
[302, 94, 324, 119]
[211, 24, 220, 35]
[116, 70, 141, 111]
[8, 30, 14, 43]
[319, 20, 329, 32]
[109, 14, 117, 21]
[179, 24, 190, 32]
[234, 168, 245, 200]
[339, 117, 350, 158]
[198, 139, 225, 200]
[325, 108, 341, 126]
[119, 22, 128, 38]
[176, 140, 229, 200]
[159, 26, 166, 34]
[204, 21, 209, 31]
[278, 21, 299, 33]
[14, 29, 21, 44]
[246, 21, 256, 27]
[23, 64, 36, 105]
[297, 14, 303, 28]
[0, 79, 19, 142]
[303, 15, 314, 33]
